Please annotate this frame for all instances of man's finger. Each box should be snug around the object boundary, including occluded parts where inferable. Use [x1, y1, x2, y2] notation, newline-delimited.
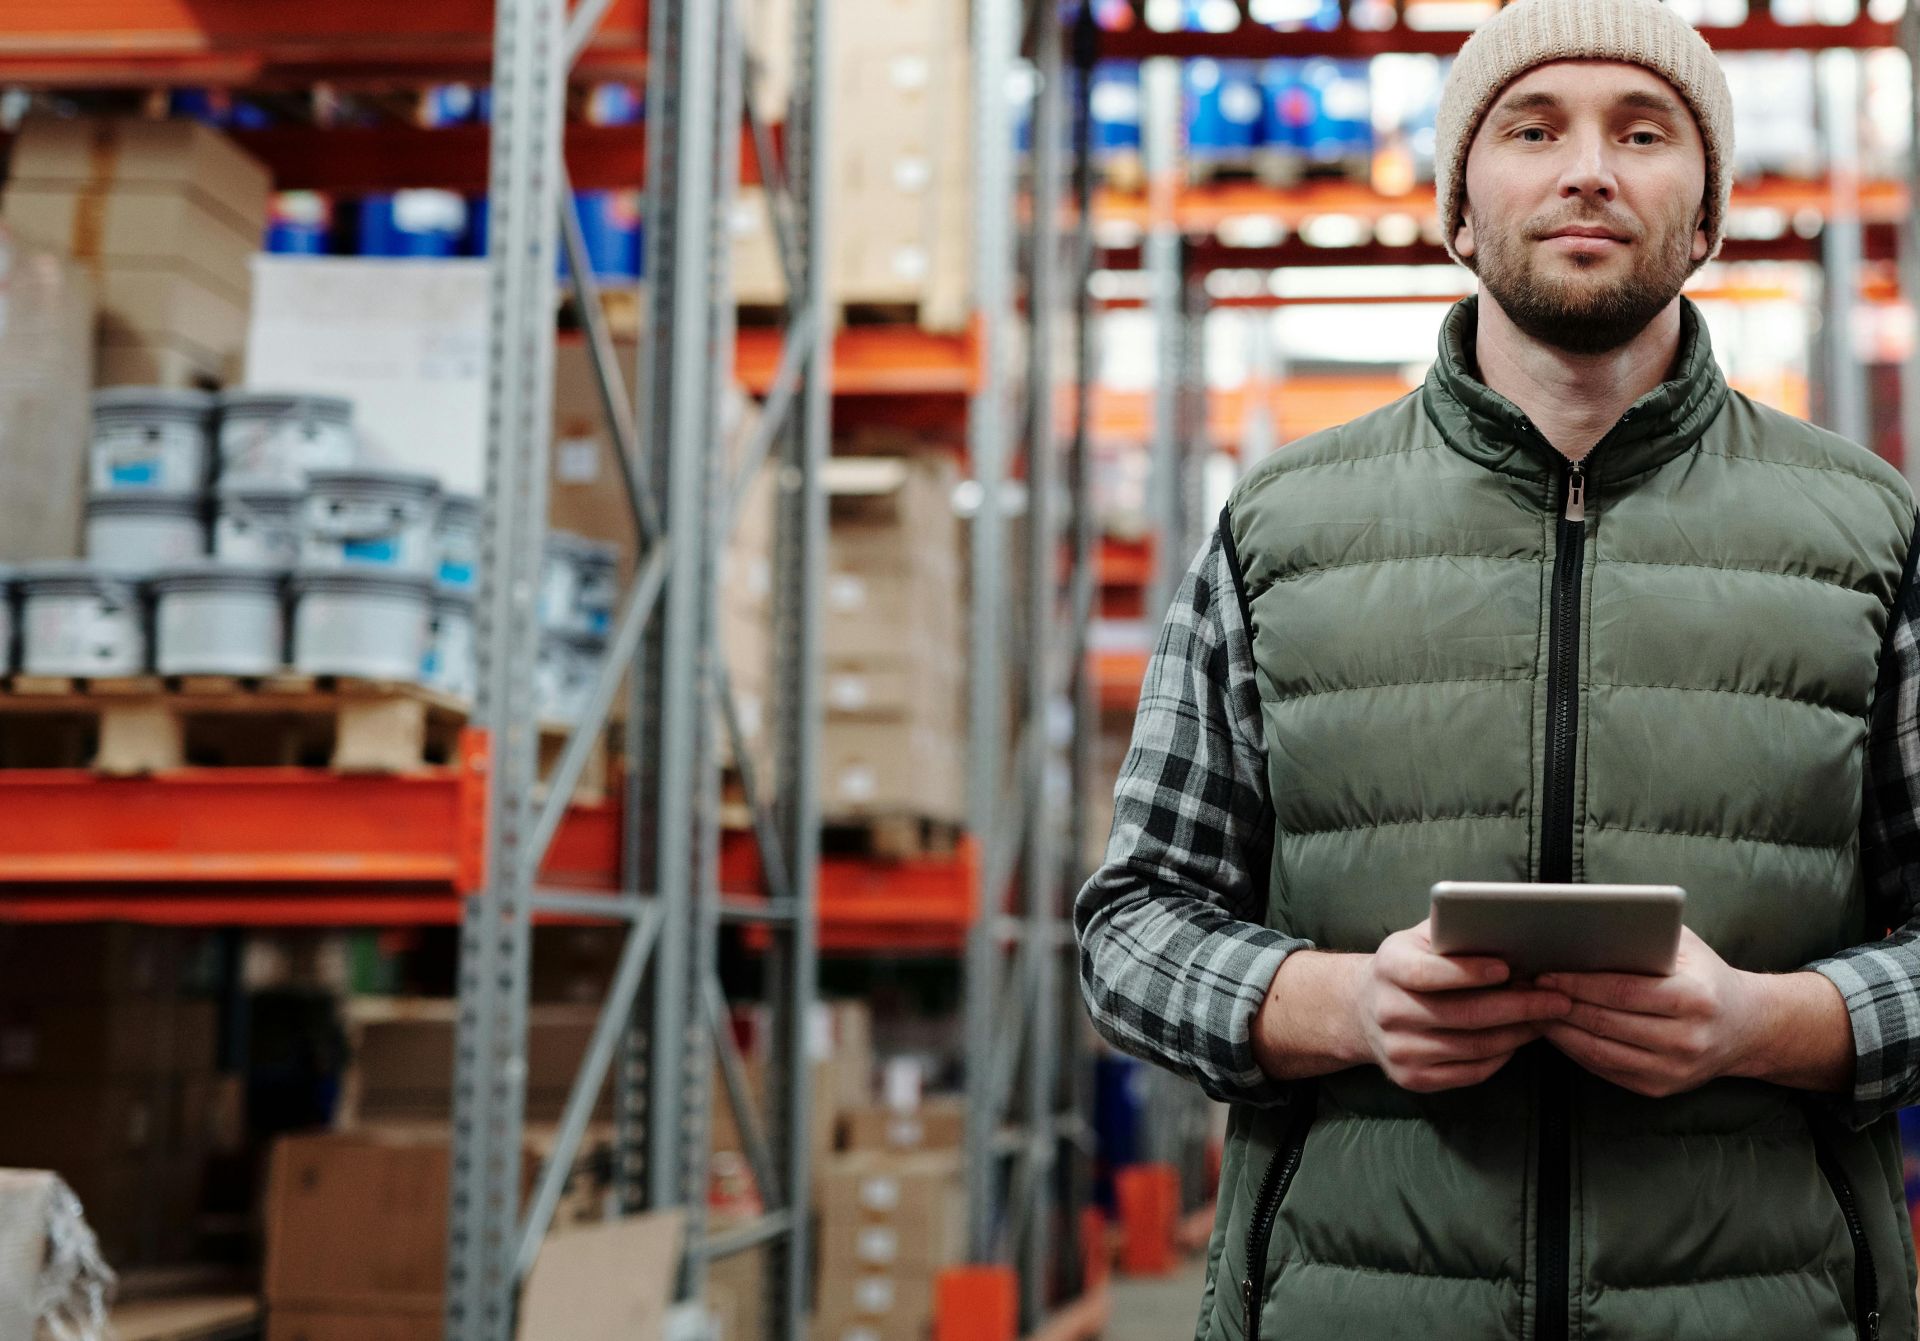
[1413, 987, 1572, 1031]
[1383, 949, 1510, 993]
[1562, 1002, 1685, 1051]
[1543, 1022, 1663, 1076]
[1536, 970, 1679, 1015]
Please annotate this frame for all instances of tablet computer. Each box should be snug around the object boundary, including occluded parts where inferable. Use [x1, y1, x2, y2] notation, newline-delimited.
[1428, 881, 1685, 977]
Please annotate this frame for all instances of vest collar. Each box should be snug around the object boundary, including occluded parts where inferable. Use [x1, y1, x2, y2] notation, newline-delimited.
[1421, 294, 1730, 488]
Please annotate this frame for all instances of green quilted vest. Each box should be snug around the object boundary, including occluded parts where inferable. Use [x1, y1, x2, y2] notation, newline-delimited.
[1199, 297, 1920, 1341]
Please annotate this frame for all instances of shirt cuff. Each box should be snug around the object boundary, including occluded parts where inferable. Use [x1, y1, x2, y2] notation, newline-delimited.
[1194, 928, 1308, 1108]
[1804, 950, 1920, 1129]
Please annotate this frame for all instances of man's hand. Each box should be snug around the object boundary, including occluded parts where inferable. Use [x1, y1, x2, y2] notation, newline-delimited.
[1539, 927, 1854, 1098]
[1254, 920, 1573, 1093]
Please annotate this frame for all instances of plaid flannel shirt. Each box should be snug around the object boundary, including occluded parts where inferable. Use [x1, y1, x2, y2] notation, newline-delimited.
[1075, 517, 1920, 1126]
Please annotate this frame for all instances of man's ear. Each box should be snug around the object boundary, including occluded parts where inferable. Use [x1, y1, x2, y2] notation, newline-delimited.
[1455, 202, 1477, 261]
[1690, 205, 1709, 263]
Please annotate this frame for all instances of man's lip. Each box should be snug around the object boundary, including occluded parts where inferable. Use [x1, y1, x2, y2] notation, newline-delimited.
[1542, 228, 1629, 242]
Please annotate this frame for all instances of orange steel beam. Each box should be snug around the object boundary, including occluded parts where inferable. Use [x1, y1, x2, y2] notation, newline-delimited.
[737, 322, 981, 398]
[0, 0, 648, 86]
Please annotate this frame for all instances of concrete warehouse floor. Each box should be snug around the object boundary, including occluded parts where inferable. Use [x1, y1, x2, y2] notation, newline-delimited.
[1103, 1253, 1210, 1341]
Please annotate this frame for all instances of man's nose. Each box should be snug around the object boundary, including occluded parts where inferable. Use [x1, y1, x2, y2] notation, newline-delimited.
[1559, 129, 1618, 202]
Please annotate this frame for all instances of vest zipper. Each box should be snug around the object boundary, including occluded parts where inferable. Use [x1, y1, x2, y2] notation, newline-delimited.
[1811, 1121, 1882, 1341]
[1240, 1087, 1317, 1341]
[1536, 454, 1587, 1341]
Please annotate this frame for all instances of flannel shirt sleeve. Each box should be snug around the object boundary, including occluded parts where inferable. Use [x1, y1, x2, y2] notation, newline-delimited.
[1805, 527, 1920, 1129]
[1074, 518, 1311, 1107]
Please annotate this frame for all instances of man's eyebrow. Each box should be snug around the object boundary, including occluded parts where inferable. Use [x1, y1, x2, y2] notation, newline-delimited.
[1489, 90, 1562, 120]
[1615, 88, 1685, 119]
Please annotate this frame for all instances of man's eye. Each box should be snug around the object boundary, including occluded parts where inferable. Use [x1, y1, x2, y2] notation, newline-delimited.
[1518, 127, 1549, 143]
[1628, 131, 1661, 146]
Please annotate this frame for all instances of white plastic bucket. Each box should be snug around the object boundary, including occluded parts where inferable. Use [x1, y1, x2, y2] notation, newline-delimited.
[423, 584, 477, 700]
[84, 493, 206, 574]
[218, 390, 357, 486]
[150, 564, 287, 676]
[536, 629, 606, 724]
[291, 568, 433, 682]
[303, 467, 442, 574]
[89, 387, 216, 492]
[214, 484, 304, 566]
[540, 531, 620, 634]
[435, 493, 481, 592]
[17, 565, 147, 677]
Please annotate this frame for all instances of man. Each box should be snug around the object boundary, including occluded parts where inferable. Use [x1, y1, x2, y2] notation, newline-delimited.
[1075, 1, 1920, 1338]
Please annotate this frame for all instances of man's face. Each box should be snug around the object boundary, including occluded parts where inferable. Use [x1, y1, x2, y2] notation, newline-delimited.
[1455, 60, 1711, 356]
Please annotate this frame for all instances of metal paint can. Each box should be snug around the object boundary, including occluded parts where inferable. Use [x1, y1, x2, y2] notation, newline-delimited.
[17, 564, 147, 677]
[149, 563, 288, 677]
[541, 531, 620, 635]
[84, 492, 207, 573]
[214, 482, 305, 566]
[435, 492, 481, 592]
[217, 390, 357, 486]
[291, 568, 433, 682]
[303, 467, 442, 574]
[89, 386, 217, 492]
[536, 629, 606, 724]
[422, 582, 477, 701]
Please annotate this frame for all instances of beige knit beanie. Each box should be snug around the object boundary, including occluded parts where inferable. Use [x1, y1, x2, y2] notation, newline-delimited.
[1433, 0, 1735, 264]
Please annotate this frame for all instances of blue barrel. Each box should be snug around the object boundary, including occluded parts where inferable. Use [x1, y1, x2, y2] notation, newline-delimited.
[1187, 59, 1262, 163]
[563, 190, 644, 282]
[1091, 61, 1143, 155]
[357, 191, 468, 258]
[266, 192, 332, 255]
[1259, 60, 1315, 153]
[1093, 1053, 1148, 1210]
[1301, 58, 1372, 163]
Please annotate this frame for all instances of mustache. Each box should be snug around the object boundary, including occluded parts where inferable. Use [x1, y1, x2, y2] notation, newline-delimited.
[1525, 211, 1641, 242]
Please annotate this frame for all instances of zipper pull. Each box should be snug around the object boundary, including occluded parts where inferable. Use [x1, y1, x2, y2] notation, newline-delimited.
[1564, 460, 1587, 524]
[1866, 1310, 1881, 1341]
[1242, 1278, 1255, 1317]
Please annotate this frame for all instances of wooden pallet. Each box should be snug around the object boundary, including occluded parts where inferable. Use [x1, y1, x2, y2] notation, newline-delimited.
[0, 674, 614, 795]
[0, 674, 467, 774]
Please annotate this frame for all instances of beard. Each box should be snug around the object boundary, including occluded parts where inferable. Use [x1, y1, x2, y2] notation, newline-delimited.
[1469, 207, 1697, 356]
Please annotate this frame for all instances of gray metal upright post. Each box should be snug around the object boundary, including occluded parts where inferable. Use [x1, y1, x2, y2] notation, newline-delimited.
[1898, 5, 1920, 489]
[446, 0, 566, 1334]
[762, 0, 830, 1332]
[1819, 48, 1868, 448]
[1016, 2, 1069, 1326]
[965, 0, 1021, 1269]
[1142, 56, 1186, 622]
[648, 0, 724, 1278]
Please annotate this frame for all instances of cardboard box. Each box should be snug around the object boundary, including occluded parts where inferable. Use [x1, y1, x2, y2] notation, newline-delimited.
[820, 720, 965, 821]
[245, 256, 491, 492]
[5, 117, 271, 241]
[93, 263, 249, 367]
[264, 1129, 459, 1313]
[266, 1309, 443, 1341]
[817, 1149, 966, 1271]
[0, 1079, 173, 1167]
[3, 187, 255, 305]
[265, 1127, 607, 1317]
[94, 339, 223, 389]
[839, 1098, 965, 1155]
[812, 1273, 939, 1341]
[0, 997, 215, 1080]
[0, 239, 93, 562]
[339, 999, 606, 1126]
[0, 924, 188, 999]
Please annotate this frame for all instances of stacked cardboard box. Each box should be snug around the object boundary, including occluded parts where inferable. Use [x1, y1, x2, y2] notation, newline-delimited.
[813, 1150, 967, 1341]
[4, 118, 269, 388]
[820, 456, 966, 823]
[263, 1125, 614, 1341]
[335, 998, 607, 1126]
[0, 925, 223, 1268]
[0, 234, 94, 563]
[734, 0, 969, 328]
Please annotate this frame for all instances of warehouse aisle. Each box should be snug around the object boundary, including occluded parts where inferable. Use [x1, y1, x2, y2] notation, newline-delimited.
[1103, 1254, 1210, 1341]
